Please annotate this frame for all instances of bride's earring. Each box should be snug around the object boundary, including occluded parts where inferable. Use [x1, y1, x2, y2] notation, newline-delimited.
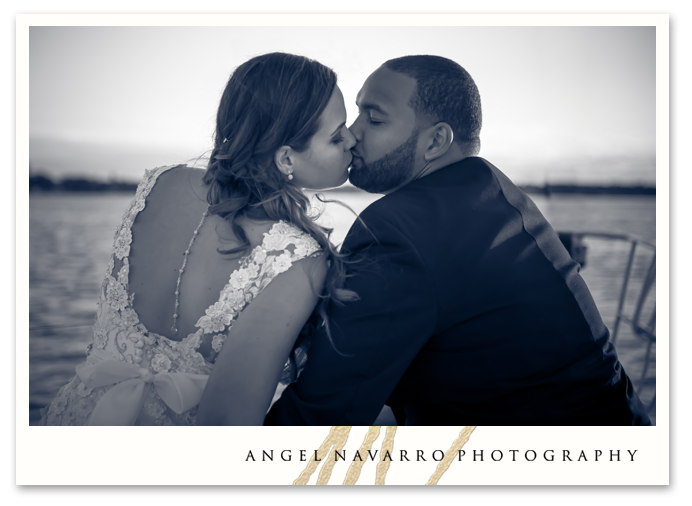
[287, 170, 294, 181]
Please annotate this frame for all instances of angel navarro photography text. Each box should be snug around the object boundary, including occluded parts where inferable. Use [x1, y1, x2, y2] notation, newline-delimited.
[245, 448, 640, 463]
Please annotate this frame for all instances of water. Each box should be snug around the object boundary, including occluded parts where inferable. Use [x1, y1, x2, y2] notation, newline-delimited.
[29, 191, 657, 424]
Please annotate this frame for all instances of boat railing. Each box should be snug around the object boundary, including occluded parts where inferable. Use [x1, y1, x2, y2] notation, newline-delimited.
[557, 230, 656, 412]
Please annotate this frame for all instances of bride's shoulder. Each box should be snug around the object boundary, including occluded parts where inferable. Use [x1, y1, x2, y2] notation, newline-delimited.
[140, 163, 207, 183]
[139, 164, 184, 182]
[139, 165, 207, 202]
[240, 219, 321, 256]
[142, 163, 200, 181]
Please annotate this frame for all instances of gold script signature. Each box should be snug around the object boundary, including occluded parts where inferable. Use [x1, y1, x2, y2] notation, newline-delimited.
[293, 426, 477, 485]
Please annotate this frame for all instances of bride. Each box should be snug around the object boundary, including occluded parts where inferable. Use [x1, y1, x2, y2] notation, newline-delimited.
[40, 52, 357, 426]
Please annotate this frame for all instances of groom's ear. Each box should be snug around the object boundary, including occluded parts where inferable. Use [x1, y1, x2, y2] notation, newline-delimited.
[273, 146, 295, 176]
[422, 122, 455, 162]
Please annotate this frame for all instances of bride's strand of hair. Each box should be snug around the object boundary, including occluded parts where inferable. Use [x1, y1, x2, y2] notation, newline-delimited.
[205, 147, 362, 354]
[312, 193, 378, 247]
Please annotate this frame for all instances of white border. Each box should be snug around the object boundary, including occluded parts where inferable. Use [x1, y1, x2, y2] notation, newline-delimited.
[15, 11, 671, 490]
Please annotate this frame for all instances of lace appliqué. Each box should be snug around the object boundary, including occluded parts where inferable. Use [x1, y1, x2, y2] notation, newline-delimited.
[39, 376, 108, 426]
[194, 220, 321, 359]
[99, 165, 177, 356]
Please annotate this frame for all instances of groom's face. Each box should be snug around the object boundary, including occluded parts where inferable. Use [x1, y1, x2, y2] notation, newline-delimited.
[349, 67, 421, 194]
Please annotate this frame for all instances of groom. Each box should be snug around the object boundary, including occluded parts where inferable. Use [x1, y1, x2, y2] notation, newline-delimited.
[265, 55, 651, 426]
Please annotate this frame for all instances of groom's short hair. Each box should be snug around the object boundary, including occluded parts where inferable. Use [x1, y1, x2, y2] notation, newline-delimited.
[383, 55, 482, 155]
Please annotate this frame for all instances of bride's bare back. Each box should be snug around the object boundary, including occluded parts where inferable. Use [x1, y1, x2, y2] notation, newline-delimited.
[41, 164, 327, 426]
[128, 166, 271, 357]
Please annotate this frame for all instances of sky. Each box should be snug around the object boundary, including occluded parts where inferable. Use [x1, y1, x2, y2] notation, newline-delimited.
[28, 25, 656, 185]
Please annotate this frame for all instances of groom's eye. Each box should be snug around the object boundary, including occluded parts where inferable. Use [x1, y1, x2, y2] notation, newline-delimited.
[368, 116, 383, 125]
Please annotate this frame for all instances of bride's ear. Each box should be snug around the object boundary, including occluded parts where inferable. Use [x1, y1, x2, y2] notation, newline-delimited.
[274, 146, 296, 177]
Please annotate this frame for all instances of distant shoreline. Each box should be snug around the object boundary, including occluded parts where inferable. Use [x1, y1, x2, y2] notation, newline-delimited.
[29, 175, 656, 196]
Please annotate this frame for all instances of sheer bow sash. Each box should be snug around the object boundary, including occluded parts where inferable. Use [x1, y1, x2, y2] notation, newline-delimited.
[76, 349, 209, 425]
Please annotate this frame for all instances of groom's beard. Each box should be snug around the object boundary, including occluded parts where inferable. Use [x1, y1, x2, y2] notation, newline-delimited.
[349, 130, 419, 194]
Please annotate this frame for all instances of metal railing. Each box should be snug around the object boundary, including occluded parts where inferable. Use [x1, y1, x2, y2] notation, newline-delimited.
[558, 231, 656, 412]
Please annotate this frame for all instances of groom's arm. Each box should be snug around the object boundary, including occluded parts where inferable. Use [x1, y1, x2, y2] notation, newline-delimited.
[265, 210, 437, 426]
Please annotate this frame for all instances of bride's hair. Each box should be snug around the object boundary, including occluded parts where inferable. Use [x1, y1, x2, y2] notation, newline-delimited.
[203, 52, 357, 350]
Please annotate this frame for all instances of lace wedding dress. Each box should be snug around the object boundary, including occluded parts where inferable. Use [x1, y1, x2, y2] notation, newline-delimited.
[40, 165, 321, 425]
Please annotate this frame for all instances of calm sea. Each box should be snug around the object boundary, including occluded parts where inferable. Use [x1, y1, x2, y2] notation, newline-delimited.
[28, 191, 657, 424]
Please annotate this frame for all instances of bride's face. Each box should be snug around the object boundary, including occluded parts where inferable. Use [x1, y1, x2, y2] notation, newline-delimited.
[288, 86, 356, 190]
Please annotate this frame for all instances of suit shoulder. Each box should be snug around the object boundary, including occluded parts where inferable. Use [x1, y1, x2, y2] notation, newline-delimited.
[358, 193, 400, 222]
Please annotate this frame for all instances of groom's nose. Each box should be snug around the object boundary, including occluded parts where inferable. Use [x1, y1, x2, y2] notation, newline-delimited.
[348, 115, 364, 143]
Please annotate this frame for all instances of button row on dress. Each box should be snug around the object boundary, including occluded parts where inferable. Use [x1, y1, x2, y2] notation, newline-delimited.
[133, 337, 146, 364]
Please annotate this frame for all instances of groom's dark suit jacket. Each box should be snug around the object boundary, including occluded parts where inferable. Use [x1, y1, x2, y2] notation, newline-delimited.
[266, 157, 651, 426]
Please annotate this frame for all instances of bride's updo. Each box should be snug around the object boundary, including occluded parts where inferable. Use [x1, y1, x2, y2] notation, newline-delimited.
[203, 52, 356, 346]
